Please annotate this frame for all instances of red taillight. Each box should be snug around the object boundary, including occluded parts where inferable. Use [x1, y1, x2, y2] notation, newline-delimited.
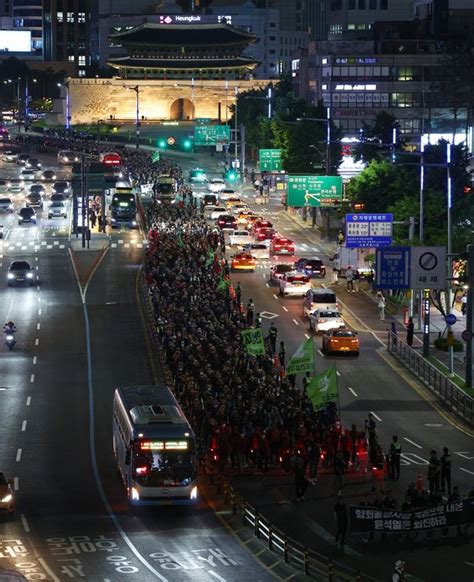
[136, 466, 148, 475]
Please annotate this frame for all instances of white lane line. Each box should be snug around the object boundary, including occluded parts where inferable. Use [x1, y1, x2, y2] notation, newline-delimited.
[465, 561, 474, 567]
[282, 306, 288, 312]
[370, 411, 382, 422]
[16, 449, 22, 462]
[38, 308, 42, 315]
[460, 467, 474, 476]
[336, 370, 341, 376]
[425, 423, 443, 427]
[36, 285, 40, 291]
[265, 283, 269, 287]
[208, 572, 226, 582]
[404, 437, 422, 449]
[348, 387, 358, 397]
[35, 338, 39, 346]
[318, 349, 324, 357]
[304, 333, 311, 340]
[26, 396, 31, 406]
[36, 323, 41, 330]
[20, 514, 30, 533]
[262, 273, 266, 279]
[30, 374, 35, 383]
[32, 356, 37, 365]
[36, 265, 39, 270]
[37, 558, 60, 582]
[13, 477, 19, 491]
[292, 318, 299, 326]
[273, 294, 278, 300]
[21, 420, 27, 432]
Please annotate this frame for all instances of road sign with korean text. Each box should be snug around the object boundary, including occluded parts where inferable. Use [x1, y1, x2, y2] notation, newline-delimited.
[346, 213, 393, 248]
[259, 149, 282, 172]
[287, 175, 343, 207]
[410, 247, 446, 290]
[194, 125, 230, 146]
[375, 247, 411, 289]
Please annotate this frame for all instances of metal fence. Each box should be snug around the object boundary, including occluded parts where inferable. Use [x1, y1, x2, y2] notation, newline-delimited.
[387, 332, 473, 427]
[213, 475, 377, 582]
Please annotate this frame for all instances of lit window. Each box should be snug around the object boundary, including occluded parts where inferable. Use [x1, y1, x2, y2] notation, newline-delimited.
[322, 84, 328, 90]
[78, 69, 85, 77]
[329, 24, 343, 34]
[78, 55, 86, 65]
[398, 66, 413, 81]
[348, 24, 355, 30]
[67, 12, 74, 23]
[68, 55, 74, 61]
[57, 11, 63, 22]
[322, 57, 328, 64]
[78, 12, 86, 23]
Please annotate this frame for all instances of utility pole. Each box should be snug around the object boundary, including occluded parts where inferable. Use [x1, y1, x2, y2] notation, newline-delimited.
[466, 244, 473, 388]
[446, 142, 454, 374]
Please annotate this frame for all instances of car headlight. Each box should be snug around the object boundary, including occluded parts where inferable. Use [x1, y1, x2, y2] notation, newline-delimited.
[1, 493, 12, 503]
[131, 487, 140, 501]
[7, 273, 14, 279]
[190, 486, 198, 500]
[64, 157, 69, 162]
[110, 217, 116, 222]
[26, 272, 33, 279]
[131, 220, 137, 226]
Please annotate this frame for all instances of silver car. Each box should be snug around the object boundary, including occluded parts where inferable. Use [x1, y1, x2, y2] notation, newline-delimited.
[48, 201, 67, 219]
[0, 197, 14, 213]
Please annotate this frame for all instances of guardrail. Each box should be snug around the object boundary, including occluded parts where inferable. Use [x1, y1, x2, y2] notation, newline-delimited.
[387, 332, 473, 427]
[211, 474, 376, 582]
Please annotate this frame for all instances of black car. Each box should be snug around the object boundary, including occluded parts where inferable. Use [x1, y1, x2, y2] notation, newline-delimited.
[29, 184, 46, 195]
[7, 260, 35, 286]
[26, 193, 43, 208]
[50, 193, 65, 203]
[41, 170, 57, 182]
[294, 257, 326, 278]
[26, 157, 42, 169]
[52, 181, 71, 196]
[216, 214, 237, 230]
[18, 207, 37, 225]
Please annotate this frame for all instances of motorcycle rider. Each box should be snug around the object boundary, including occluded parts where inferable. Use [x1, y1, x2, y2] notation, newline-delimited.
[3, 321, 16, 334]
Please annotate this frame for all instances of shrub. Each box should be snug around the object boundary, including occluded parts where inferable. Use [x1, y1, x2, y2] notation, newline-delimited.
[434, 337, 463, 352]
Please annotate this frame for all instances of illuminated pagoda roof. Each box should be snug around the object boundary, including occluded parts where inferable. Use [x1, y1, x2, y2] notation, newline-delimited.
[108, 22, 259, 79]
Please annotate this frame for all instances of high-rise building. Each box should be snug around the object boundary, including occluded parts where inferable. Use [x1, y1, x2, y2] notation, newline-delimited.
[11, 0, 43, 56]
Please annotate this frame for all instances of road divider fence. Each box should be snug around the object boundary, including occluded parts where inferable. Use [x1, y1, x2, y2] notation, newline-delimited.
[387, 332, 473, 427]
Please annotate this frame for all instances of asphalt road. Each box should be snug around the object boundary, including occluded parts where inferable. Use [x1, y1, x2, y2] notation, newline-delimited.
[0, 150, 280, 581]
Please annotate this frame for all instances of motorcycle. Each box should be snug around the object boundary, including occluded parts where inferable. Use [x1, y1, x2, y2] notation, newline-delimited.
[4, 333, 16, 351]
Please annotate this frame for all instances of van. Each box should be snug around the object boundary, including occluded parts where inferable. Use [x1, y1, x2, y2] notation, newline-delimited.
[303, 288, 338, 317]
[203, 193, 218, 206]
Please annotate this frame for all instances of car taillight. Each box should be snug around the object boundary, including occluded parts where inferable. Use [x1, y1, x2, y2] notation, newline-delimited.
[351, 339, 358, 343]
[318, 319, 324, 323]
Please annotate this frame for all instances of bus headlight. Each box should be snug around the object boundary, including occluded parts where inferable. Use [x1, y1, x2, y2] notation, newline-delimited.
[190, 486, 198, 500]
[131, 487, 140, 501]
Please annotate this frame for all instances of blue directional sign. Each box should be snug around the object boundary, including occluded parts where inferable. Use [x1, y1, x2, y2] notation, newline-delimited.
[346, 213, 393, 248]
[375, 247, 411, 290]
[445, 314, 457, 326]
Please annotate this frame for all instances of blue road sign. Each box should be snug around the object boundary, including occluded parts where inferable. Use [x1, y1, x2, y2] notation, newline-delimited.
[346, 213, 393, 248]
[375, 247, 411, 290]
[445, 314, 457, 326]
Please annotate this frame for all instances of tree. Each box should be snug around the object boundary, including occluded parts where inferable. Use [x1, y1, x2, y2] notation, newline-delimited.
[352, 112, 401, 164]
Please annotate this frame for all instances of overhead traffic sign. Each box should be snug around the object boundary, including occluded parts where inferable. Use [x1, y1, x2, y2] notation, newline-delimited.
[346, 213, 393, 248]
[410, 247, 446, 290]
[259, 149, 282, 172]
[287, 175, 343, 207]
[375, 247, 411, 290]
[194, 124, 230, 146]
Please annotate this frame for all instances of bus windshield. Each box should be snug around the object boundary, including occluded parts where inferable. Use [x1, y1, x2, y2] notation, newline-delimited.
[133, 439, 196, 487]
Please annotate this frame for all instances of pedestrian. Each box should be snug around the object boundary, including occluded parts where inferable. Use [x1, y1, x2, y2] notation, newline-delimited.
[365, 412, 377, 446]
[346, 266, 354, 292]
[366, 269, 374, 292]
[461, 291, 467, 316]
[246, 299, 254, 326]
[389, 435, 402, 480]
[255, 313, 262, 328]
[427, 450, 440, 496]
[278, 341, 286, 369]
[337, 230, 344, 245]
[333, 450, 346, 493]
[293, 453, 308, 501]
[235, 282, 242, 307]
[89, 209, 97, 229]
[440, 446, 452, 494]
[376, 291, 386, 321]
[406, 316, 414, 347]
[392, 560, 406, 582]
[390, 322, 398, 346]
[334, 494, 348, 549]
[268, 322, 278, 355]
[353, 269, 360, 292]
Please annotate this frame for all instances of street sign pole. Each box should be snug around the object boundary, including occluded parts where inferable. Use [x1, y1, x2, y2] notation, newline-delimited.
[466, 244, 474, 388]
[423, 289, 430, 357]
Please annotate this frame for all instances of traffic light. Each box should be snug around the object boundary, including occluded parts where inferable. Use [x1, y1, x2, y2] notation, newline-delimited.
[183, 138, 192, 151]
[225, 169, 237, 182]
[463, 184, 473, 194]
[353, 202, 365, 211]
[157, 138, 167, 149]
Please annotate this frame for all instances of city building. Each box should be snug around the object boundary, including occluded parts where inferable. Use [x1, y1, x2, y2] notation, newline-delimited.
[11, 0, 43, 57]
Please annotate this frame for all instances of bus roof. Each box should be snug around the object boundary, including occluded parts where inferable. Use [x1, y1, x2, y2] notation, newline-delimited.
[115, 385, 194, 434]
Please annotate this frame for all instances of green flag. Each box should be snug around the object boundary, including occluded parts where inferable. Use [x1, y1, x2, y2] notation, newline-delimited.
[205, 250, 215, 267]
[286, 338, 314, 375]
[307, 365, 339, 410]
[241, 328, 266, 356]
[177, 235, 185, 248]
[217, 276, 230, 293]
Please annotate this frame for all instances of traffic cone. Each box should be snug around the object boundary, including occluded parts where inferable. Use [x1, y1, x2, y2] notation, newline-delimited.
[416, 473, 424, 493]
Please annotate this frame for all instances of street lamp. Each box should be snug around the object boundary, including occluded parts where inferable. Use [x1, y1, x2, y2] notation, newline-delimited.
[57, 82, 71, 130]
[297, 107, 331, 175]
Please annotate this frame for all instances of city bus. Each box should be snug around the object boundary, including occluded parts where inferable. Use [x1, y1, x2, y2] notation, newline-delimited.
[110, 186, 137, 228]
[113, 385, 198, 505]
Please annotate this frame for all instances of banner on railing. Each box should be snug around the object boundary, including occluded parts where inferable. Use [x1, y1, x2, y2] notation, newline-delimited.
[350, 499, 474, 533]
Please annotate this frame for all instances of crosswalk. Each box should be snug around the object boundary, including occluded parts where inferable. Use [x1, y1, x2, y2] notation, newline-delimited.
[110, 239, 147, 249]
[0, 240, 66, 251]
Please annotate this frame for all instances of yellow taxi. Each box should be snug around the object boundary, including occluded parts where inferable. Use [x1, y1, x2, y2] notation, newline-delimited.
[231, 252, 257, 272]
[225, 197, 243, 210]
[236, 210, 256, 225]
[245, 214, 264, 229]
[322, 329, 360, 356]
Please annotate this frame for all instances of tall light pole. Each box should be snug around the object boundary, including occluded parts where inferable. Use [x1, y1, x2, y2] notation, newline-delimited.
[125, 85, 140, 149]
[58, 82, 71, 130]
[297, 107, 331, 174]
[446, 141, 454, 374]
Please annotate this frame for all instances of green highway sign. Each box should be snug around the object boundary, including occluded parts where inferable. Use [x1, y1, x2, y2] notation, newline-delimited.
[194, 124, 230, 146]
[259, 149, 282, 172]
[287, 175, 343, 207]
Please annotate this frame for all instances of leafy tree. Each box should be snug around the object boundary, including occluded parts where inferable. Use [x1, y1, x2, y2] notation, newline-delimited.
[352, 112, 401, 164]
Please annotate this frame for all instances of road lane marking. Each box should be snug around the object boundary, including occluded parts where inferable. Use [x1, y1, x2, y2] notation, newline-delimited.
[370, 411, 382, 422]
[336, 370, 341, 376]
[273, 294, 278, 300]
[404, 437, 422, 449]
[36, 323, 41, 330]
[16, 449, 22, 462]
[35, 338, 39, 346]
[425, 423, 442, 427]
[262, 273, 266, 278]
[318, 349, 324, 357]
[21, 420, 27, 432]
[348, 387, 358, 397]
[38, 308, 41, 315]
[292, 318, 299, 326]
[465, 562, 474, 567]
[37, 558, 60, 582]
[282, 306, 288, 312]
[460, 467, 474, 476]
[265, 283, 269, 287]
[14, 477, 19, 491]
[454, 451, 474, 460]
[36, 285, 40, 291]
[20, 514, 30, 533]
[26, 396, 31, 406]
[304, 333, 310, 339]
[208, 572, 226, 582]
[32, 356, 37, 365]
[30, 374, 35, 383]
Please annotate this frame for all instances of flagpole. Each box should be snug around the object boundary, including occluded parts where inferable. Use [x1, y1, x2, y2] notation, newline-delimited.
[334, 363, 342, 422]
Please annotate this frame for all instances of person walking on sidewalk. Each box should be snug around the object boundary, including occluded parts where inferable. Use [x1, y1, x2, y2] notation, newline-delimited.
[235, 282, 242, 308]
[461, 291, 467, 316]
[406, 316, 414, 346]
[334, 495, 349, 550]
[376, 291, 386, 321]
[353, 270, 360, 292]
[246, 299, 255, 326]
[346, 266, 355, 293]
[278, 341, 286, 370]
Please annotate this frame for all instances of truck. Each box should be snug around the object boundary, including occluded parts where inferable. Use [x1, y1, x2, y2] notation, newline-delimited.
[329, 245, 374, 277]
[110, 187, 138, 229]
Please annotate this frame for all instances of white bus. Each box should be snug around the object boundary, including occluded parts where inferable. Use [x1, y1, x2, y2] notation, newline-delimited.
[113, 385, 198, 505]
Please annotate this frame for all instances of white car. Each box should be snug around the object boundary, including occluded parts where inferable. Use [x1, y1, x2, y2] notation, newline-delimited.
[279, 272, 312, 297]
[229, 229, 253, 247]
[21, 169, 37, 181]
[48, 201, 67, 219]
[230, 202, 250, 215]
[207, 178, 226, 193]
[210, 208, 228, 221]
[2, 150, 17, 162]
[0, 197, 14, 212]
[242, 243, 270, 260]
[220, 188, 237, 201]
[308, 309, 345, 333]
